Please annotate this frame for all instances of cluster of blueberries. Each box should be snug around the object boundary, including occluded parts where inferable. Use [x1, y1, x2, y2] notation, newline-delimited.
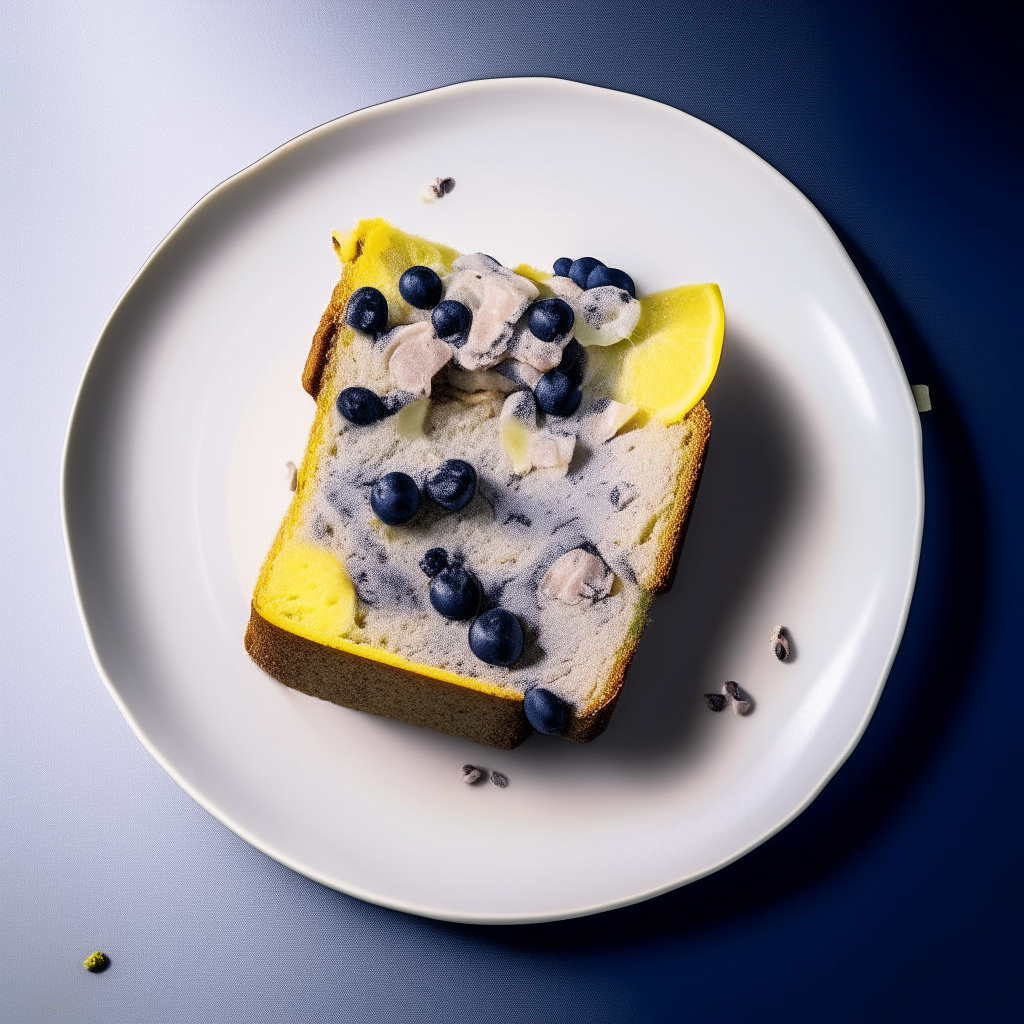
[338, 259, 593, 422]
[552, 255, 636, 297]
[417, 543, 570, 735]
[417, 547, 523, 667]
[536, 337, 586, 417]
[343, 266, 474, 344]
[365, 459, 526, 670]
[370, 458, 476, 526]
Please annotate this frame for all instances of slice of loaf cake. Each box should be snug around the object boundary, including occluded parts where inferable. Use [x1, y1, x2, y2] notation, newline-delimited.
[245, 219, 723, 748]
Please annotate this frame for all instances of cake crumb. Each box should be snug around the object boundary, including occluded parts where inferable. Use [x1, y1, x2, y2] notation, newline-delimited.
[83, 951, 109, 973]
[489, 770, 509, 789]
[723, 681, 752, 716]
[770, 626, 791, 662]
[703, 693, 727, 712]
[460, 764, 483, 784]
[285, 461, 298, 492]
[420, 176, 456, 204]
[911, 384, 932, 412]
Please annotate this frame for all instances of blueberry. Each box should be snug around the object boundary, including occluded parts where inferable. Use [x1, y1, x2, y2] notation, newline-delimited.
[558, 338, 587, 386]
[469, 608, 524, 666]
[585, 265, 636, 297]
[419, 547, 449, 577]
[336, 386, 386, 425]
[568, 257, 605, 289]
[552, 257, 573, 277]
[370, 472, 420, 525]
[431, 299, 473, 343]
[528, 298, 574, 342]
[344, 286, 388, 335]
[523, 687, 569, 735]
[430, 566, 482, 621]
[399, 266, 443, 309]
[425, 459, 477, 511]
[535, 369, 583, 417]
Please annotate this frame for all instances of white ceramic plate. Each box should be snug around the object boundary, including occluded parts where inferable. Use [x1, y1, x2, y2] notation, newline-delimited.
[62, 78, 922, 924]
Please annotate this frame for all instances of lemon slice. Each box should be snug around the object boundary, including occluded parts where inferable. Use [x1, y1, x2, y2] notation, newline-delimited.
[608, 283, 724, 425]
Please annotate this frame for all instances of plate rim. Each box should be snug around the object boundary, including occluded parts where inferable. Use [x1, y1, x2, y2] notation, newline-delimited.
[60, 76, 924, 924]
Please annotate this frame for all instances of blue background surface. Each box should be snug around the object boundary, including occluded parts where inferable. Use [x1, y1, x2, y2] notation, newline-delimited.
[1, 2, 1020, 1021]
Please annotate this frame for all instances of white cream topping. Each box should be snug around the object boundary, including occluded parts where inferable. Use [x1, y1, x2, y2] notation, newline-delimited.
[377, 323, 424, 366]
[497, 358, 543, 389]
[547, 276, 641, 346]
[499, 392, 575, 476]
[507, 322, 571, 372]
[529, 432, 575, 475]
[443, 254, 539, 370]
[500, 389, 537, 428]
[589, 398, 639, 443]
[539, 547, 615, 606]
[388, 323, 452, 396]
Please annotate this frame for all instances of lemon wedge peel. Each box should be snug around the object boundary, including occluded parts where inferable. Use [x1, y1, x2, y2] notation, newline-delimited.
[609, 283, 724, 425]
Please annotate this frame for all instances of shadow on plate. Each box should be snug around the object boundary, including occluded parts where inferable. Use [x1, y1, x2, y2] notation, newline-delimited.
[586, 328, 810, 765]
[498, 327, 812, 772]
[439, 229, 990, 947]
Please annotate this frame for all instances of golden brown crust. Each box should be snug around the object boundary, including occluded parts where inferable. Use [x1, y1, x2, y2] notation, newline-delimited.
[245, 606, 532, 749]
[561, 632, 635, 743]
[650, 400, 712, 595]
[302, 279, 349, 399]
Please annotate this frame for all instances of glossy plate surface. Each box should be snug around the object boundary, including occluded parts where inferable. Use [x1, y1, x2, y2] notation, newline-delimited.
[62, 78, 923, 923]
